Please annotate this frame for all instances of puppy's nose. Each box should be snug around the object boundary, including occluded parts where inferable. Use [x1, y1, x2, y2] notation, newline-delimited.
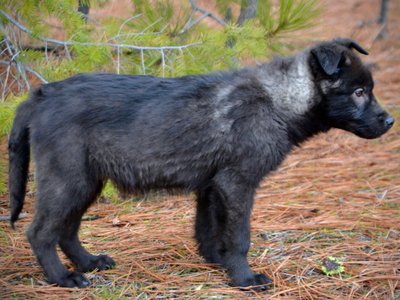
[385, 116, 395, 128]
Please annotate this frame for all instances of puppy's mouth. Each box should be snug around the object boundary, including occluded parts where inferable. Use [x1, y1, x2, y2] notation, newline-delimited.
[336, 114, 395, 139]
[352, 124, 393, 139]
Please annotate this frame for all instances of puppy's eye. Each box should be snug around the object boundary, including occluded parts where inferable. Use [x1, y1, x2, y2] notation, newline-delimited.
[354, 88, 364, 97]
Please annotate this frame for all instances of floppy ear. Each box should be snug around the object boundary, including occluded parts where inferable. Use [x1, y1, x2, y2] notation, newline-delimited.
[311, 46, 343, 76]
[333, 38, 369, 55]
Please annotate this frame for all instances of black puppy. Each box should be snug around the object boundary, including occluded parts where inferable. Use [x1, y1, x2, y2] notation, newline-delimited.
[9, 38, 394, 289]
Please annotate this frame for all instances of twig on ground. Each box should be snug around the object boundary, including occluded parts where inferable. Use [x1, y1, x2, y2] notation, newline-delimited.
[0, 212, 28, 221]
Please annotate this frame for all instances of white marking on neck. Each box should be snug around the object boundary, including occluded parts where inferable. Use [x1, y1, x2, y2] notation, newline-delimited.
[259, 54, 315, 115]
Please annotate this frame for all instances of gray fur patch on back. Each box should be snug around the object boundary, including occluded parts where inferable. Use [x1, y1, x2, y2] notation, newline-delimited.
[257, 53, 316, 115]
[212, 85, 235, 132]
[214, 86, 235, 118]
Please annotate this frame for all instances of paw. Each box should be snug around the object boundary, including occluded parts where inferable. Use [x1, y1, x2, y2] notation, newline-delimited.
[92, 254, 116, 271]
[78, 254, 116, 272]
[50, 271, 90, 288]
[232, 273, 272, 291]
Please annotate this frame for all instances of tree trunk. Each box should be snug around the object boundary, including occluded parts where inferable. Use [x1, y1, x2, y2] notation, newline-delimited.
[78, 0, 90, 22]
[378, 0, 388, 24]
[237, 0, 258, 26]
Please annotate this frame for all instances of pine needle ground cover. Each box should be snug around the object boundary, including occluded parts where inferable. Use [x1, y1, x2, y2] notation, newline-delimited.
[1, 0, 400, 299]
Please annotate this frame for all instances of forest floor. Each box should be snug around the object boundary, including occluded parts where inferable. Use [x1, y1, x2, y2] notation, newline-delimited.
[1, 0, 400, 299]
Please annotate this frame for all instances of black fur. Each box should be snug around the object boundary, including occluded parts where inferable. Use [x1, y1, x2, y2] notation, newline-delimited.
[9, 38, 393, 289]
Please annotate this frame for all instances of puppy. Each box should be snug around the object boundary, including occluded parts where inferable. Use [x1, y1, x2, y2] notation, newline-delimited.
[9, 38, 394, 289]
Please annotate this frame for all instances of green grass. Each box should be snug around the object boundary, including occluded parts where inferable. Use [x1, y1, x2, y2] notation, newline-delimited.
[101, 181, 121, 203]
[0, 95, 27, 195]
[93, 282, 148, 299]
[0, 94, 26, 137]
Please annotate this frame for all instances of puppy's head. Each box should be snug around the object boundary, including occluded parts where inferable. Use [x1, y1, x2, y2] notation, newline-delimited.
[309, 38, 394, 139]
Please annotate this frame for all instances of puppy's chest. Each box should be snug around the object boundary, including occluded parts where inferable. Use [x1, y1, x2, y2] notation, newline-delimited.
[257, 136, 292, 172]
[234, 118, 292, 168]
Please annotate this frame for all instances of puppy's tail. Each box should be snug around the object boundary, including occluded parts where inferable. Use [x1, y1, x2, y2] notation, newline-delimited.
[8, 88, 41, 229]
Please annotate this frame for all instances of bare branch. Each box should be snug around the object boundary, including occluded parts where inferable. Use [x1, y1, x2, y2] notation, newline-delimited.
[1, 26, 36, 97]
[0, 9, 201, 52]
[117, 14, 143, 36]
[16, 61, 30, 90]
[44, 41, 49, 61]
[0, 7, 203, 98]
[110, 16, 169, 42]
[140, 49, 145, 74]
[181, 0, 227, 34]
[25, 66, 48, 84]
[116, 45, 120, 74]
[161, 49, 165, 77]
[141, 17, 163, 33]
[1, 63, 11, 100]
[188, 0, 226, 26]
[0, 60, 47, 84]
[181, 12, 209, 34]
[64, 44, 72, 60]
[1, 12, 48, 99]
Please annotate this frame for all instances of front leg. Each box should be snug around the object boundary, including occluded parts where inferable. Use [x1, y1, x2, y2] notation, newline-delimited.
[195, 169, 272, 290]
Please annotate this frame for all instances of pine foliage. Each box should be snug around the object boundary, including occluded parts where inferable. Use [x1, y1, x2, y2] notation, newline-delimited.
[0, 0, 320, 89]
[0, 94, 24, 136]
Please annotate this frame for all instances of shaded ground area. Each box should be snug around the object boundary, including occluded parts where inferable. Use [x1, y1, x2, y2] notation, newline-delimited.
[1, 0, 400, 299]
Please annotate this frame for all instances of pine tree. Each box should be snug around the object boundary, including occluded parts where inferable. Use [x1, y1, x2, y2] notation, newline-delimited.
[0, 0, 319, 95]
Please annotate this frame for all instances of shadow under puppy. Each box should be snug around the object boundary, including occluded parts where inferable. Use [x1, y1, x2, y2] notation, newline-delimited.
[9, 38, 394, 289]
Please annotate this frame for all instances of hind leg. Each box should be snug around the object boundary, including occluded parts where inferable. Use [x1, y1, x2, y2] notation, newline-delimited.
[27, 166, 110, 287]
[27, 198, 91, 288]
[58, 182, 115, 273]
